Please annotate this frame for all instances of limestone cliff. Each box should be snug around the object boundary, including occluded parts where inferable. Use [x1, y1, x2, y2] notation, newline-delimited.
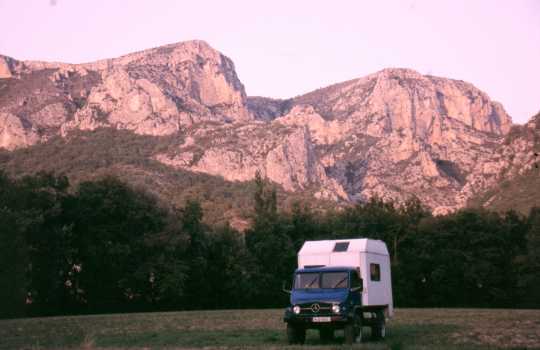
[467, 112, 540, 212]
[0, 40, 529, 214]
[0, 40, 252, 148]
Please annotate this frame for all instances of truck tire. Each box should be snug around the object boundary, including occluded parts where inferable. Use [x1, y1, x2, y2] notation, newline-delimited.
[371, 310, 386, 340]
[319, 328, 334, 343]
[287, 323, 306, 345]
[344, 315, 362, 345]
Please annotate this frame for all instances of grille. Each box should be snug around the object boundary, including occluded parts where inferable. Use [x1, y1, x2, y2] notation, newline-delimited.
[298, 302, 333, 315]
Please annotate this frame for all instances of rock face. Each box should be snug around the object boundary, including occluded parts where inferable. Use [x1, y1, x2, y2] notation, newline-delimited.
[165, 68, 513, 213]
[0, 112, 40, 150]
[0, 56, 14, 78]
[0, 40, 252, 145]
[0, 40, 527, 214]
[247, 96, 292, 121]
[466, 111, 540, 210]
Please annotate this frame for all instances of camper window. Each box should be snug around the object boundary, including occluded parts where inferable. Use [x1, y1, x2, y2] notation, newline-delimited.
[370, 263, 381, 281]
[333, 242, 349, 252]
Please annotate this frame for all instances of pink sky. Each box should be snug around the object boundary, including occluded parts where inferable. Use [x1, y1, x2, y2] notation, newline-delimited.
[0, 0, 538, 123]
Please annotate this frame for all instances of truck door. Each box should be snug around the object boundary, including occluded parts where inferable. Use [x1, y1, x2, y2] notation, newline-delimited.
[350, 270, 362, 306]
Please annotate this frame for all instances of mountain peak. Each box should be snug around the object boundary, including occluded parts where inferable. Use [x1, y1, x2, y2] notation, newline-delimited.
[375, 67, 423, 77]
[288, 67, 512, 136]
[0, 39, 252, 150]
[98, 39, 220, 67]
[6, 40, 227, 75]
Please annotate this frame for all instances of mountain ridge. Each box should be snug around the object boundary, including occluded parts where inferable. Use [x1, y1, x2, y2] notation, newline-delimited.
[1, 40, 537, 216]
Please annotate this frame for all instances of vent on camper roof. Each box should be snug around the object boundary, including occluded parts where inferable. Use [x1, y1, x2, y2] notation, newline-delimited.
[333, 242, 349, 252]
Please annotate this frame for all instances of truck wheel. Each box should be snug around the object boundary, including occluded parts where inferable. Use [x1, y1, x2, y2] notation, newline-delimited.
[344, 315, 362, 345]
[371, 311, 386, 340]
[287, 323, 306, 345]
[319, 328, 334, 343]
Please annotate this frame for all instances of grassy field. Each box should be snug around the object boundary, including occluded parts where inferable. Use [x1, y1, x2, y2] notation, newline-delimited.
[0, 308, 539, 349]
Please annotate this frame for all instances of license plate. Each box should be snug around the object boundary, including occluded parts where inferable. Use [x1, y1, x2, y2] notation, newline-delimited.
[312, 316, 331, 323]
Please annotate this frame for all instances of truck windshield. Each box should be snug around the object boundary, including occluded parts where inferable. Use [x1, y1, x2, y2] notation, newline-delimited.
[294, 272, 349, 289]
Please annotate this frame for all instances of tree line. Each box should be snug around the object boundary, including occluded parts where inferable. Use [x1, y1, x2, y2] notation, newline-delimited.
[0, 171, 538, 318]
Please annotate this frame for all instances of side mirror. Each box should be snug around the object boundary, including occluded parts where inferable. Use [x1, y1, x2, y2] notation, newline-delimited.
[282, 280, 292, 294]
[351, 278, 363, 292]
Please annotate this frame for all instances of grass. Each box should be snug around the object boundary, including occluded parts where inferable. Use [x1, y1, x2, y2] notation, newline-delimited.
[0, 308, 539, 349]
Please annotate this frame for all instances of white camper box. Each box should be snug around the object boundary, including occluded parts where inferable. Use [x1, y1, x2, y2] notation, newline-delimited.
[298, 239, 393, 317]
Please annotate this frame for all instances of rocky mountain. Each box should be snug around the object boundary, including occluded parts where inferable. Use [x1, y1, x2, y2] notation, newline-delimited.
[469, 112, 540, 213]
[0, 40, 250, 150]
[1, 40, 535, 216]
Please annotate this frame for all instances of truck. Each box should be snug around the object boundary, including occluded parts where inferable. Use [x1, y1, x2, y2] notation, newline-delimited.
[283, 238, 393, 344]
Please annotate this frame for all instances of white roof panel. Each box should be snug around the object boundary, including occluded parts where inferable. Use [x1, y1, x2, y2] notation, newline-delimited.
[298, 238, 389, 256]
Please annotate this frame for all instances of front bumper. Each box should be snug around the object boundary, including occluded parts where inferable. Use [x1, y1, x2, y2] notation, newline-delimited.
[284, 309, 352, 326]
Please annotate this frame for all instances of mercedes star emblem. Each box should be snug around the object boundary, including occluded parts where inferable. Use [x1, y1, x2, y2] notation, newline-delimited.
[311, 303, 320, 313]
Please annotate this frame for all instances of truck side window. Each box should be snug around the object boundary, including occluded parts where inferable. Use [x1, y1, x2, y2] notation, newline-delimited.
[370, 263, 381, 282]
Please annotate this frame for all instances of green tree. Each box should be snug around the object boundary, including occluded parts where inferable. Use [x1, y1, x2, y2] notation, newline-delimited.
[246, 172, 294, 307]
[16, 173, 71, 316]
[0, 172, 29, 318]
[181, 199, 213, 308]
[286, 201, 320, 251]
[518, 207, 540, 307]
[253, 170, 277, 225]
[62, 177, 166, 313]
[204, 224, 252, 308]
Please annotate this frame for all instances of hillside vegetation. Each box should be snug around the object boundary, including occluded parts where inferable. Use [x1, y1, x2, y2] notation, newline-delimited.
[471, 167, 540, 214]
[470, 111, 540, 214]
[0, 128, 332, 228]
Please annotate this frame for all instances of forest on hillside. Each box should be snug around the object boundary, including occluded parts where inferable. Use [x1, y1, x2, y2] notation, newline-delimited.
[0, 171, 539, 319]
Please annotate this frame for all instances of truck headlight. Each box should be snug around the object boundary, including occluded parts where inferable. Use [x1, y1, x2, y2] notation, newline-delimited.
[293, 305, 301, 314]
[332, 305, 341, 314]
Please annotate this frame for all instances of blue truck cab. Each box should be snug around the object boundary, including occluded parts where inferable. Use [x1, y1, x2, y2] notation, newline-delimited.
[283, 239, 392, 344]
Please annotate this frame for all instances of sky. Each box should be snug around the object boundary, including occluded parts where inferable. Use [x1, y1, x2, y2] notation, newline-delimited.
[0, 0, 538, 124]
